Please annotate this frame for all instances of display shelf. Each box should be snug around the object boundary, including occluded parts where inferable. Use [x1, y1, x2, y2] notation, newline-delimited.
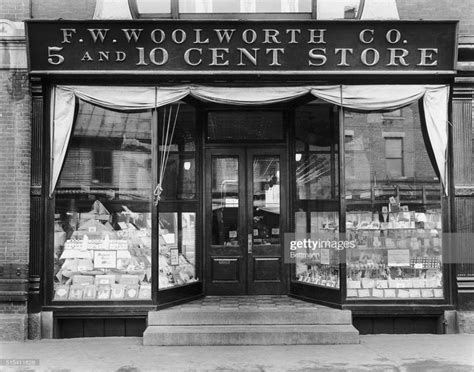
[346, 204, 443, 299]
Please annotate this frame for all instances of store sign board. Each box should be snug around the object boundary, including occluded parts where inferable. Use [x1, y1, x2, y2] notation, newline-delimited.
[26, 20, 457, 75]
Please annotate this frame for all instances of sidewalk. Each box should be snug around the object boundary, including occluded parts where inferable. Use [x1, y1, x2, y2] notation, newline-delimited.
[0, 334, 473, 372]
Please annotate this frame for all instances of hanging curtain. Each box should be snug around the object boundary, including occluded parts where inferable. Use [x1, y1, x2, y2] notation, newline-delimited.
[50, 84, 450, 196]
[51, 87, 76, 198]
[190, 86, 310, 105]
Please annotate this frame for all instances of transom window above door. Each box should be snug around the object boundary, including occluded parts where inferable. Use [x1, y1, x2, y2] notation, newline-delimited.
[129, 0, 362, 18]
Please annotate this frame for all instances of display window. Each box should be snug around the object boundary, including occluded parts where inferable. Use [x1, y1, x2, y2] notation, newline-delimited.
[47, 83, 449, 307]
[157, 103, 200, 290]
[53, 101, 153, 301]
[344, 102, 444, 300]
[292, 100, 341, 289]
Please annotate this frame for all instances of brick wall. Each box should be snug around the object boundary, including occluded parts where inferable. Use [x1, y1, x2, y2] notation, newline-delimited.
[0, 70, 31, 314]
[31, 0, 96, 19]
[397, 0, 474, 35]
[0, 0, 30, 21]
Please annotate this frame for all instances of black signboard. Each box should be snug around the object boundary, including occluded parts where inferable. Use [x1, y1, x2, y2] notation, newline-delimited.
[26, 20, 458, 75]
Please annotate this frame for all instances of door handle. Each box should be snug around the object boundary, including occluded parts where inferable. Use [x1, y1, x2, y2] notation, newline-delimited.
[248, 233, 253, 254]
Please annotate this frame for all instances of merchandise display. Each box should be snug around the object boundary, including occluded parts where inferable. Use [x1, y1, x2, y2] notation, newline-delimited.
[53, 200, 152, 301]
[346, 200, 443, 299]
[294, 211, 340, 289]
[158, 212, 198, 289]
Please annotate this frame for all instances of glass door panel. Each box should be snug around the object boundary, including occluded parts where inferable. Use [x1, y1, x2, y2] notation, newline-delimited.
[206, 150, 246, 295]
[248, 153, 286, 294]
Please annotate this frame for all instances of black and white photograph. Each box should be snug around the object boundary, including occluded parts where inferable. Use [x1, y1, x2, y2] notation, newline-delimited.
[0, 0, 473, 371]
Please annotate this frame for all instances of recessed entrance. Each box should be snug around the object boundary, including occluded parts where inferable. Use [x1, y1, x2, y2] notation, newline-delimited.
[205, 147, 288, 295]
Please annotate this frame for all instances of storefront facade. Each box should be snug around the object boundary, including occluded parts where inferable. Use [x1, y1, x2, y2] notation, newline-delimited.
[21, 15, 461, 337]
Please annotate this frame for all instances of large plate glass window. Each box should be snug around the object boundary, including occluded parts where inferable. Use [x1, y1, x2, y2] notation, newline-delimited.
[344, 102, 443, 300]
[292, 101, 340, 294]
[53, 101, 152, 302]
[158, 103, 200, 292]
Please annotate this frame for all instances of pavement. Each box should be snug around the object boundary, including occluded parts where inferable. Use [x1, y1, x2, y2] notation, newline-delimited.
[0, 334, 473, 372]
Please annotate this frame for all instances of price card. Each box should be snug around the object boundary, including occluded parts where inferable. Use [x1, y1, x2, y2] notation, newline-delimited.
[170, 248, 179, 266]
[93, 250, 117, 269]
[320, 249, 330, 265]
[387, 249, 410, 267]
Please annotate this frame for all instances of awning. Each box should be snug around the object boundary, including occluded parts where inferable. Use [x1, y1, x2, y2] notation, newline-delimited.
[51, 84, 449, 196]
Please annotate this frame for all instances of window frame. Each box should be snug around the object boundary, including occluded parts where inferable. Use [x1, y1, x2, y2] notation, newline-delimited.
[128, 0, 364, 19]
[384, 136, 405, 178]
[92, 150, 113, 185]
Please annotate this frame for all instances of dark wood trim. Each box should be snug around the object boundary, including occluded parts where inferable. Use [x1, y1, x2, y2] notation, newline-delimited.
[311, 0, 317, 19]
[157, 281, 203, 305]
[170, 0, 179, 19]
[29, 77, 45, 313]
[452, 98, 473, 186]
[345, 303, 455, 314]
[44, 305, 155, 317]
[338, 104, 346, 305]
[152, 105, 159, 305]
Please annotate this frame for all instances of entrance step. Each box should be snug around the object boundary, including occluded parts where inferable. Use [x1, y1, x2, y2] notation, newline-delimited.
[143, 296, 359, 345]
[143, 324, 359, 345]
[148, 309, 352, 325]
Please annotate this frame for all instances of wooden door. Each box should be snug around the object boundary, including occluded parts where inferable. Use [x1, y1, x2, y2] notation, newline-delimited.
[205, 147, 287, 295]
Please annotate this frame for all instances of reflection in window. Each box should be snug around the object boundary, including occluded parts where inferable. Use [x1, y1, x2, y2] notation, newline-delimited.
[295, 102, 338, 200]
[92, 150, 113, 184]
[54, 100, 152, 302]
[293, 102, 340, 289]
[159, 103, 196, 200]
[212, 157, 239, 246]
[385, 137, 404, 177]
[345, 102, 443, 300]
[252, 156, 280, 245]
[158, 101, 199, 290]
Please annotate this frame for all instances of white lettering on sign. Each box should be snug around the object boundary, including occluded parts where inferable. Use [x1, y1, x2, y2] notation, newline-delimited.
[308, 29, 326, 44]
[88, 29, 109, 43]
[122, 29, 143, 42]
[335, 48, 354, 66]
[417, 48, 438, 66]
[61, 28, 76, 43]
[184, 48, 203, 66]
[43, 25, 444, 70]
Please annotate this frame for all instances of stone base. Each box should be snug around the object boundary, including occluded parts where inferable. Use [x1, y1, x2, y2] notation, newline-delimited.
[28, 313, 41, 340]
[144, 296, 359, 346]
[0, 314, 27, 341]
[443, 310, 457, 334]
[457, 311, 474, 333]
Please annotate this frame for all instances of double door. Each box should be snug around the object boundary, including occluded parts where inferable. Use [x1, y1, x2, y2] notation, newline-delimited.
[205, 147, 287, 295]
